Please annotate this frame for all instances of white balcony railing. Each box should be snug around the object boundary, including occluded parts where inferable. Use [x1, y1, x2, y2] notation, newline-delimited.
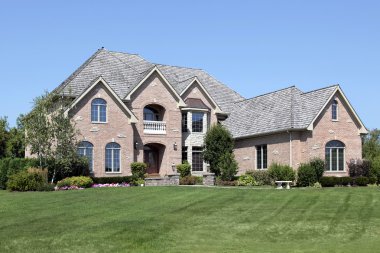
[143, 120, 166, 134]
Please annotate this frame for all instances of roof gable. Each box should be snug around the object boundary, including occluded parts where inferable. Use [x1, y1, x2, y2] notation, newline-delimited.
[180, 77, 223, 113]
[64, 76, 138, 123]
[124, 66, 186, 107]
[306, 86, 368, 134]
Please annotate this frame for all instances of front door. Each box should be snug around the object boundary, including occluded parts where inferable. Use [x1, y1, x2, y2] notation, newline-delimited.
[144, 146, 159, 174]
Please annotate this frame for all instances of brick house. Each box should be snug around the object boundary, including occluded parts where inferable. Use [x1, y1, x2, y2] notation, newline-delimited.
[45, 48, 367, 177]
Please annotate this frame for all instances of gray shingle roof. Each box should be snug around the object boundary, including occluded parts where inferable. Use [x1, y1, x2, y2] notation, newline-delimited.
[223, 85, 338, 138]
[56, 48, 244, 112]
[55, 48, 340, 138]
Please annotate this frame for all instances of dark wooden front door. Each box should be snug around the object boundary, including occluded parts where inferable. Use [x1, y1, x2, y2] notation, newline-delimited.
[144, 146, 159, 174]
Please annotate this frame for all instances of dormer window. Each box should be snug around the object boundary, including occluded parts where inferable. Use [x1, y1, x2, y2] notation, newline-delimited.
[332, 100, 338, 121]
[91, 98, 107, 123]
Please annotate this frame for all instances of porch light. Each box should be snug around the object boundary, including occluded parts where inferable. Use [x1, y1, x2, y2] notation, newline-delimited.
[134, 141, 138, 150]
[173, 142, 178, 150]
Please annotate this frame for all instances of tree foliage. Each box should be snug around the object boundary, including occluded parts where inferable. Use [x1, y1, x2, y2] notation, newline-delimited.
[0, 117, 9, 158]
[363, 129, 380, 161]
[218, 152, 238, 181]
[23, 92, 79, 182]
[203, 124, 234, 176]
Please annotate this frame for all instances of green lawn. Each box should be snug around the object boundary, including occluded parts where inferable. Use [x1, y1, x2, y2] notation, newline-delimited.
[0, 187, 379, 253]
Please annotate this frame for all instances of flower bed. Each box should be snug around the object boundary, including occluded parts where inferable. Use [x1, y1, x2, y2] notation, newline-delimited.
[55, 185, 85, 191]
[92, 183, 130, 188]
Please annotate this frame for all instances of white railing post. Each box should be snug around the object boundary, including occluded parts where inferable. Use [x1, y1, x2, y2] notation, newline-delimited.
[143, 120, 166, 134]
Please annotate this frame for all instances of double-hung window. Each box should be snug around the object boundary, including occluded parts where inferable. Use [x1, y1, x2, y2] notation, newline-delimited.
[192, 147, 203, 171]
[256, 145, 267, 169]
[192, 112, 203, 132]
[105, 142, 120, 172]
[91, 98, 107, 123]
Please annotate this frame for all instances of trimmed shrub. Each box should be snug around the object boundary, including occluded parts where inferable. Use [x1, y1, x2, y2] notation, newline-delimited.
[237, 174, 256, 186]
[297, 164, 317, 187]
[216, 177, 238, 186]
[310, 158, 325, 181]
[57, 176, 93, 188]
[176, 162, 191, 178]
[268, 163, 296, 182]
[7, 171, 46, 191]
[339, 177, 353, 186]
[91, 176, 133, 184]
[368, 177, 377, 185]
[370, 156, 380, 183]
[246, 170, 272, 186]
[180, 176, 203, 185]
[320, 177, 337, 187]
[218, 152, 238, 181]
[46, 156, 90, 183]
[131, 162, 147, 180]
[354, 176, 369, 186]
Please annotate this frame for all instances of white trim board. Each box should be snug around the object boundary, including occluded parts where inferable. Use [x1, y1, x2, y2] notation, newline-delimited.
[64, 76, 138, 123]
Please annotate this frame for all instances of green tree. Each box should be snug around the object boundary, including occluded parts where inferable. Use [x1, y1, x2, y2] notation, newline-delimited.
[5, 115, 25, 158]
[363, 129, 380, 161]
[23, 92, 79, 182]
[218, 152, 238, 181]
[203, 124, 234, 176]
[0, 117, 9, 158]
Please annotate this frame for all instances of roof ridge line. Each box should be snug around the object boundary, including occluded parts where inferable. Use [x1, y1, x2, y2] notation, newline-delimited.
[105, 50, 148, 74]
[301, 84, 339, 95]
[53, 48, 105, 94]
[155, 63, 203, 71]
[234, 85, 297, 104]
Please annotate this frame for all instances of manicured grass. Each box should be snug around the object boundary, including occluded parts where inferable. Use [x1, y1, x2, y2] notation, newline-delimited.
[1, 187, 380, 253]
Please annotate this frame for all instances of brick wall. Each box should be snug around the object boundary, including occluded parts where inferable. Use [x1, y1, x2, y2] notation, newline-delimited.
[69, 82, 134, 177]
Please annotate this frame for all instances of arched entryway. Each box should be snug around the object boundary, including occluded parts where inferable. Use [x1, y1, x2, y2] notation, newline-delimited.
[143, 143, 166, 174]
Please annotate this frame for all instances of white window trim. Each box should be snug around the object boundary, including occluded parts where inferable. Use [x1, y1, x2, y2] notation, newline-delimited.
[256, 145, 267, 170]
[332, 100, 339, 121]
[91, 100, 108, 124]
[105, 145, 121, 173]
[78, 144, 94, 172]
[325, 147, 346, 172]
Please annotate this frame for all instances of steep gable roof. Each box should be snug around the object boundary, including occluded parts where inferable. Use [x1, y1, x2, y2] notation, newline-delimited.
[223, 85, 367, 139]
[56, 48, 244, 112]
[64, 76, 138, 123]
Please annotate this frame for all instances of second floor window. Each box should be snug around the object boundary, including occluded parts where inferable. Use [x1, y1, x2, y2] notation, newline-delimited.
[192, 112, 203, 132]
[256, 145, 267, 169]
[332, 100, 338, 121]
[182, 113, 188, 132]
[91, 98, 107, 123]
[144, 107, 159, 121]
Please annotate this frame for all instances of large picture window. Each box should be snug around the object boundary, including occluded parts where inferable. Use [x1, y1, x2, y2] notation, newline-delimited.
[77, 141, 94, 172]
[192, 112, 203, 132]
[105, 142, 120, 172]
[192, 147, 203, 171]
[91, 98, 107, 123]
[256, 145, 267, 169]
[325, 140, 345, 171]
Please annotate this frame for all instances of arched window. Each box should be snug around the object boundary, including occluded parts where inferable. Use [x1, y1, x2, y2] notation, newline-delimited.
[105, 142, 120, 172]
[332, 100, 338, 121]
[325, 140, 345, 171]
[143, 107, 160, 121]
[91, 98, 107, 123]
[77, 141, 94, 172]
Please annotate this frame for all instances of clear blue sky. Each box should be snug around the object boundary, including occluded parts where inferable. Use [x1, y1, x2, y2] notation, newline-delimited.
[0, 0, 379, 129]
